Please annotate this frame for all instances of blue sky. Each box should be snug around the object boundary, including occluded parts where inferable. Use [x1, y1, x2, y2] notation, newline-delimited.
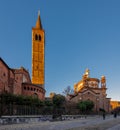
[0, 0, 120, 100]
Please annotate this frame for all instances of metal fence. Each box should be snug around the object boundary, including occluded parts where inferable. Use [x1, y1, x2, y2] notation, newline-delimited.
[0, 103, 86, 116]
[0, 103, 55, 116]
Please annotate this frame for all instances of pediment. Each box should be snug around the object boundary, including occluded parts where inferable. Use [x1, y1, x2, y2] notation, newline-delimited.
[80, 87, 99, 96]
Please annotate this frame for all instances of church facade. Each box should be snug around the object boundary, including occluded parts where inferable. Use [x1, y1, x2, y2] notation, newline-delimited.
[68, 69, 111, 112]
[0, 13, 45, 100]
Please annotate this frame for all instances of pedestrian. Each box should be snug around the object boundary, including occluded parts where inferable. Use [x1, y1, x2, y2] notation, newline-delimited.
[103, 112, 105, 120]
[114, 112, 117, 118]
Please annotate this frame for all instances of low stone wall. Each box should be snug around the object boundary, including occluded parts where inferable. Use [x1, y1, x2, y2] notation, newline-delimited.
[0, 115, 87, 125]
[62, 115, 87, 120]
[0, 115, 52, 125]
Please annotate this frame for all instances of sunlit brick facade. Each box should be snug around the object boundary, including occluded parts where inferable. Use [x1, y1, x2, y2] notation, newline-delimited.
[32, 12, 45, 87]
[0, 58, 45, 100]
[110, 101, 120, 110]
[0, 13, 45, 100]
[68, 69, 111, 112]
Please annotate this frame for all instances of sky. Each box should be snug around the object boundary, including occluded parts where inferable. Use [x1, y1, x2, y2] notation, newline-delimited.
[0, 0, 120, 100]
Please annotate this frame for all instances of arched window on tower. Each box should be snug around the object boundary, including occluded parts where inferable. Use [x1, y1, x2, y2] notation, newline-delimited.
[35, 34, 41, 41]
[35, 34, 38, 40]
[38, 35, 41, 41]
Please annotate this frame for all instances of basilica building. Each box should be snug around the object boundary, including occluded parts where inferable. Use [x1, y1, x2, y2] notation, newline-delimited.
[0, 11, 117, 111]
[68, 69, 111, 112]
[0, 13, 45, 100]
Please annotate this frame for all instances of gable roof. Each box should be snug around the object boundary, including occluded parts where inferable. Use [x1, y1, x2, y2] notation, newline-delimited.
[81, 87, 100, 95]
[0, 57, 10, 69]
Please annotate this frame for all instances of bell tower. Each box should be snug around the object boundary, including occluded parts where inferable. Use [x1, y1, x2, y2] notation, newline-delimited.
[32, 11, 45, 87]
[101, 76, 106, 88]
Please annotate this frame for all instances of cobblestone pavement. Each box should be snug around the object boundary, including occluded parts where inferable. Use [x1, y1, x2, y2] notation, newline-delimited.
[0, 115, 120, 130]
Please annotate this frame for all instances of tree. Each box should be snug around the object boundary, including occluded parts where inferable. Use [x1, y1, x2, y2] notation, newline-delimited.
[44, 100, 53, 107]
[77, 101, 86, 113]
[63, 86, 74, 96]
[85, 100, 94, 111]
[52, 94, 65, 118]
[77, 100, 94, 114]
[52, 94, 65, 107]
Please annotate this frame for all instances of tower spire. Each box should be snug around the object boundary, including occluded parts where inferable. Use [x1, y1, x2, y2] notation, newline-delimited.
[35, 10, 42, 29]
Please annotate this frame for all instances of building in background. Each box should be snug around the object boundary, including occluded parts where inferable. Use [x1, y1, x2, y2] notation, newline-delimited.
[110, 101, 120, 110]
[67, 69, 111, 112]
[0, 12, 45, 100]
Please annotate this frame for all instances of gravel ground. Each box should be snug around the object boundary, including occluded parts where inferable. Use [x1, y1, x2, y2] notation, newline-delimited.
[68, 118, 120, 130]
[0, 115, 120, 130]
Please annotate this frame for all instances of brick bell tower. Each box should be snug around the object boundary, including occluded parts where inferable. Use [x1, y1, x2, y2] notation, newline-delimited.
[32, 11, 45, 88]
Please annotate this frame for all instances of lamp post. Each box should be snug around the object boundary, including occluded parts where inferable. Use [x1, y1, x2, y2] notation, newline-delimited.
[103, 98, 104, 111]
[0, 95, 1, 117]
[79, 97, 82, 115]
[0, 94, 3, 117]
[79, 97, 82, 101]
[96, 98, 99, 114]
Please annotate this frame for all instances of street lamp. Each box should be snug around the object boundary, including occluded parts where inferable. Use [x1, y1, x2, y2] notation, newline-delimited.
[0, 94, 3, 117]
[79, 97, 82, 101]
[0, 95, 1, 117]
[96, 98, 99, 114]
